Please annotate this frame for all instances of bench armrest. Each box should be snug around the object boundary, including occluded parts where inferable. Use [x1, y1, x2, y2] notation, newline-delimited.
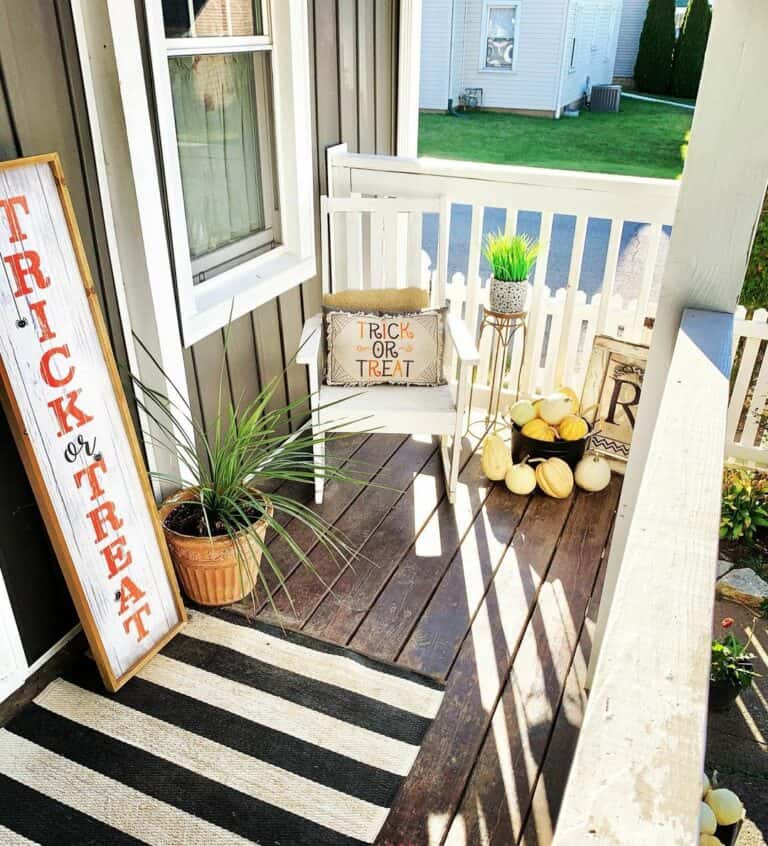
[296, 313, 323, 365]
[446, 313, 480, 365]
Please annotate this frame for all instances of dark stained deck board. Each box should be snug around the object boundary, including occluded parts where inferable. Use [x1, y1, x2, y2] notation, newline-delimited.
[395, 485, 530, 679]
[441, 478, 621, 846]
[349, 451, 492, 662]
[375, 490, 580, 846]
[516, 523, 613, 846]
[258, 435, 438, 627]
[253, 433, 406, 615]
[242, 434, 620, 846]
[302, 447, 449, 642]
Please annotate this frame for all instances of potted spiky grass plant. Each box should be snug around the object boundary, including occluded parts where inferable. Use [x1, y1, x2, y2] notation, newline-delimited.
[133, 339, 366, 609]
[483, 231, 540, 314]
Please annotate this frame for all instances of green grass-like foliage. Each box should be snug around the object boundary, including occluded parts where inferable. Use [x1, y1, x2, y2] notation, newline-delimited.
[132, 332, 370, 614]
[419, 99, 692, 180]
[711, 630, 757, 691]
[483, 231, 540, 282]
[720, 468, 768, 544]
[671, 0, 711, 99]
[634, 0, 676, 95]
[739, 193, 768, 314]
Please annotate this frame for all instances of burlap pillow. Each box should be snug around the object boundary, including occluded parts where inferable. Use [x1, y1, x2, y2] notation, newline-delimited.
[325, 309, 446, 387]
[322, 287, 429, 313]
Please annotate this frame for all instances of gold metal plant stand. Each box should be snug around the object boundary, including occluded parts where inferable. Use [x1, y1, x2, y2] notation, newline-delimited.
[467, 308, 527, 439]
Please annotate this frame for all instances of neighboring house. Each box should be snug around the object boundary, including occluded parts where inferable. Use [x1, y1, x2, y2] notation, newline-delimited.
[614, 0, 691, 81]
[419, 0, 622, 117]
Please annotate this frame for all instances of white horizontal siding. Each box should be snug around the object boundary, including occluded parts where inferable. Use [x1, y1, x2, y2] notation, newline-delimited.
[420, 0, 453, 108]
[455, 0, 569, 112]
[614, 0, 647, 77]
[560, 0, 621, 108]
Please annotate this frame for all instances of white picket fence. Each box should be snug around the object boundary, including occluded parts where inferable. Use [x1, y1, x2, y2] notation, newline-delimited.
[326, 149, 768, 465]
[444, 276, 656, 402]
[329, 148, 676, 395]
[728, 306, 768, 466]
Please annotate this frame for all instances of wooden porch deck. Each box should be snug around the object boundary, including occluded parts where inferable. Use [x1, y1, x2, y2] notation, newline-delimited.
[231, 432, 621, 846]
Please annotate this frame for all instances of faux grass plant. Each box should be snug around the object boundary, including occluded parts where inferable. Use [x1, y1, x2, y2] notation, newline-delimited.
[483, 231, 540, 282]
[132, 333, 370, 613]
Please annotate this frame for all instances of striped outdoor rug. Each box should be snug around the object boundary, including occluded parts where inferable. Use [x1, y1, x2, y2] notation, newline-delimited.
[0, 609, 443, 845]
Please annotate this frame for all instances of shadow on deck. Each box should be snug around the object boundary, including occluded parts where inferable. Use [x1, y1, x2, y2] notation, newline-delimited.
[230, 432, 621, 846]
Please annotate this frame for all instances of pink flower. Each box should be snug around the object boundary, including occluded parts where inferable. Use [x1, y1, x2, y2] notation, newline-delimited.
[721, 617, 735, 629]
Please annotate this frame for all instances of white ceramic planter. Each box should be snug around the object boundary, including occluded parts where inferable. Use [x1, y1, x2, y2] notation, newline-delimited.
[489, 277, 528, 313]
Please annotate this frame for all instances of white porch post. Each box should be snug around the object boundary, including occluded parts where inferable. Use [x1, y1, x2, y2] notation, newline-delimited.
[397, 0, 423, 156]
[588, 0, 768, 682]
[71, 0, 194, 496]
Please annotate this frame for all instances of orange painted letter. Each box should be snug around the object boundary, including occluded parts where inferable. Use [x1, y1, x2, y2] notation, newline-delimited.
[100, 535, 133, 578]
[0, 195, 29, 243]
[123, 603, 152, 642]
[40, 345, 74, 388]
[4, 251, 49, 297]
[86, 501, 123, 543]
[73, 458, 107, 501]
[47, 390, 93, 437]
[118, 576, 146, 615]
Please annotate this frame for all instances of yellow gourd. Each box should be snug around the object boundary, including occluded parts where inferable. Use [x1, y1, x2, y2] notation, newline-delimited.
[556, 385, 580, 408]
[702, 772, 711, 800]
[538, 393, 576, 426]
[700, 836, 724, 846]
[481, 434, 511, 481]
[521, 418, 557, 442]
[505, 460, 537, 495]
[534, 457, 574, 499]
[558, 415, 588, 441]
[705, 789, 744, 826]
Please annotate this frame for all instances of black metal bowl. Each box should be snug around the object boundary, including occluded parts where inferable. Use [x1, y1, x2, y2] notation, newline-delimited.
[510, 418, 592, 469]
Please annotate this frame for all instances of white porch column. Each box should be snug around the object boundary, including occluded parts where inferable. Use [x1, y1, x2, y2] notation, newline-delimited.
[397, 0, 423, 156]
[589, 0, 768, 686]
[71, 0, 194, 496]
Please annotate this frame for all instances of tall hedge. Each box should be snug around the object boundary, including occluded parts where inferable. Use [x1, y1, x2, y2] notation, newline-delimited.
[633, 0, 676, 94]
[671, 0, 711, 98]
[740, 193, 768, 317]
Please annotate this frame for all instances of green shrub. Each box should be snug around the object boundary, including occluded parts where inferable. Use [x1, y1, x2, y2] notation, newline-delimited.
[740, 193, 768, 315]
[634, 0, 676, 94]
[720, 468, 768, 543]
[672, 0, 712, 98]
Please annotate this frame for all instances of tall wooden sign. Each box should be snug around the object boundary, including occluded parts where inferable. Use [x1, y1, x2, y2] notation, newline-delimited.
[0, 154, 185, 691]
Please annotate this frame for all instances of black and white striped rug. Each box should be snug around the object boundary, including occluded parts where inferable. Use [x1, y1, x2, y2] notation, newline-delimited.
[0, 609, 443, 845]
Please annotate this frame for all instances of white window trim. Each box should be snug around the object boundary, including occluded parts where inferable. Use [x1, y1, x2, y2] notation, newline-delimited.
[478, 0, 521, 74]
[145, 0, 315, 347]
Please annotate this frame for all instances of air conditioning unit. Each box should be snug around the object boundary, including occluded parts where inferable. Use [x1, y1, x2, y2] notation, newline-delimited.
[590, 84, 622, 113]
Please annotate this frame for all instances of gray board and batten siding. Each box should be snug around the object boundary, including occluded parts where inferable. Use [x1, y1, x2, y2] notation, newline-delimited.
[142, 0, 402, 444]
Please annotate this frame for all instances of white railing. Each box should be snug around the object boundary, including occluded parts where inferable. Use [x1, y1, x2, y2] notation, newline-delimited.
[727, 306, 768, 465]
[552, 309, 731, 844]
[329, 149, 679, 399]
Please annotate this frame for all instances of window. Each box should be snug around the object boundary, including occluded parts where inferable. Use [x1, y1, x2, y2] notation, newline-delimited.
[146, 1, 315, 346]
[481, 1, 519, 72]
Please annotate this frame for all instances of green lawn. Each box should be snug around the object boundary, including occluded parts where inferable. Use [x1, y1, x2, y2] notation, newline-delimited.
[418, 98, 693, 179]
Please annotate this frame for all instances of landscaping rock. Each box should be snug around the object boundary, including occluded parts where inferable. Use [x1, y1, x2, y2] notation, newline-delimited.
[717, 559, 737, 579]
[716, 568, 768, 613]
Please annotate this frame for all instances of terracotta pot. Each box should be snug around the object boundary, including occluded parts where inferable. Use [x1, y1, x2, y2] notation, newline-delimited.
[159, 488, 272, 606]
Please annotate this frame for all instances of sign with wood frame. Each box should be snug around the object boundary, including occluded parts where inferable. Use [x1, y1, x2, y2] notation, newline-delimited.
[581, 335, 649, 474]
[0, 154, 185, 692]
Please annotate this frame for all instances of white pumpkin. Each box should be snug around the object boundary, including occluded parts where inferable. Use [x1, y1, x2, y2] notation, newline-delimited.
[538, 393, 575, 426]
[706, 788, 744, 826]
[574, 453, 611, 492]
[699, 802, 717, 836]
[702, 772, 711, 800]
[505, 461, 536, 495]
[508, 399, 537, 427]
